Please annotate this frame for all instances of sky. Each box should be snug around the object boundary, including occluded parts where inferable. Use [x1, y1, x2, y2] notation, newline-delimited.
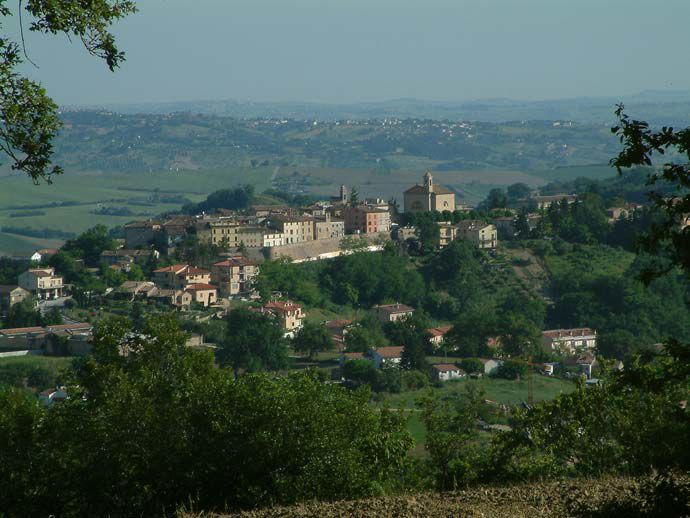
[7, 0, 690, 106]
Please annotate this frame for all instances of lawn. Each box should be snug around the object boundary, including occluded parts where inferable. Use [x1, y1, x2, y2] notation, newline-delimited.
[0, 355, 77, 372]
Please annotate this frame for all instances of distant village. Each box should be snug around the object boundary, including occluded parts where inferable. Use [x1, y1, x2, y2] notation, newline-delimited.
[1, 171, 640, 395]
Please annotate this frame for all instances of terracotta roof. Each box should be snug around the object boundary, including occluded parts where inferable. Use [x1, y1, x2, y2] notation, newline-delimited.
[28, 269, 54, 277]
[374, 346, 404, 359]
[326, 319, 353, 329]
[264, 300, 301, 313]
[373, 303, 415, 315]
[432, 363, 462, 372]
[153, 264, 188, 274]
[0, 285, 21, 294]
[428, 326, 452, 337]
[343, 352, 364, 360]
[213, 257, 256, 268]
[35, 248, 58, 255]
[185, 283, 217, 291]
[543, 328, 596, 339]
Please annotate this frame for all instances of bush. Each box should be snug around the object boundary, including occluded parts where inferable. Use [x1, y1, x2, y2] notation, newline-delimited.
[460, 358, 484, 374]
[496, 359, 527, 380]
[401, 370, 429, 391]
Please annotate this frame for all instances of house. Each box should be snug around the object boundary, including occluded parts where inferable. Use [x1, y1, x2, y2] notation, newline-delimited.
[404, 172, 456, 213]
[149, 288, 193, 310]
[455, 220, 498, 249]
[370, 303, 415, 324]
[437, 222, 457, 248]
[341, 351, 366, 364]
[261, 300, 304, 333]
[392, 226, 418, 242]
[152, 265, 211, 290]
[371, 346, 404, 368]
[99, 249, 158, 266]
[431, 363, 466, 382]
[237, 227, 285, 248]
[30, 248, 58, 263]
[343, 206, 391, 234]
[124, 219, 162, 248]
[114, 281, 157, 301]
[533, 194, 577, 210]
[211, 257, 259, 296]
[196, 218, 241, 248]
[564, 352, 597, 379]
[543, 328, 597, 355]
[267, 215, 314, 244]
[325, 319, 354, 350]
[18, 268, 64, 300]
[184, 283, 218, 307]
[39, 387, 68, 407]
[542, 362, 559, 376]
[0, 285, 31, 308]
[313, 214, 345, 240]
[427, 326, 452, 348]
[478, 358, 502, 376]
[0, 323, 93, 353]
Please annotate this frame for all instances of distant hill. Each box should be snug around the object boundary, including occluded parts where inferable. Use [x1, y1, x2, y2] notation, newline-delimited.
[69, 90, 690, 126]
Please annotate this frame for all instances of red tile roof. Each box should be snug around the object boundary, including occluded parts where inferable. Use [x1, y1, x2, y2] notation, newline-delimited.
[185, 283, 217, 291]
[373, 303, 415, 315]
[374, 346, 404, 359]
[264, 300, 301, 313]
[153, 264, 188, 274]
[543, 328, 596, 339]
[428, 326, 452, 337]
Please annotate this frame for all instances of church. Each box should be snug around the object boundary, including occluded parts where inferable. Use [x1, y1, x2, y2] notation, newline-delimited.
[403, 172, 456, 213]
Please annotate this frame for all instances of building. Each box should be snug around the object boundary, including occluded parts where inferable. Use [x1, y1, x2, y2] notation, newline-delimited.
[211, 257, 259, 296]
[404, 172, 456, 213]
[124, 220, 162, 249]
[564, 352, 598, 379]
[114, 281, 157, 301]
[437, 222, 457, 248]
[149, 289, 193, 310]
[432, 364, 466, 382]
[18, 268, 64, 300]
[267, 215, 314, 245]
[0, 323, 93, 353]
[0, 285, 31, 308]
[152, 265, 211, 290]
[478, 358, 502, 376]
[196, 219, 241, 248]
[184, 284, 218, 307]
[427, 326, 452, 348]
[99, 249, 158, 266]
[370, 303, 415, 324]
[39, 387, 68, 407]
[313, 214, 345, 240]
[325, 319, 354, 350]
[262, 300, 304, 333]
[456, 220, 498, 249]
[371, 346, 404, 368]
[533, 194, 577, 210]
[542, 328, 597, 355]
[237, 227, 285, 248]
[343, 206, 391, 234]
[30, 248, 58, 263]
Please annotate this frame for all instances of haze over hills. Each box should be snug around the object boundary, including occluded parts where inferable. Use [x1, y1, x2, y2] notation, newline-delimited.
[68, 90, 690, 126]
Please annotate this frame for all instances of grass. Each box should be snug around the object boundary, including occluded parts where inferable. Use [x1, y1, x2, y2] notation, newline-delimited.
[0, 355, 77, 371]
[544, 243, 636, 279]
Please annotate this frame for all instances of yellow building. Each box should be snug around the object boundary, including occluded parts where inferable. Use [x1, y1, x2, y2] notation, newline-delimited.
[404, 172, 456, 213]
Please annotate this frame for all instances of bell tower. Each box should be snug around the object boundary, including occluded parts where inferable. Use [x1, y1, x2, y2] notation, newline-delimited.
[423, 172, 433, 192]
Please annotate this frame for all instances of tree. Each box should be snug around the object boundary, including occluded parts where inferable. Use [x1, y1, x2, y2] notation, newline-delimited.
[292, 321, 334, 360]
[459, 358, 483, 374]
[513, 208, 531, 239]
[486, 188, 507, 210]
[62, 225, 117, 266]
[498, 314, 542, 358]
[349, 187, 359, 206]
[0, 1, 136, 182]
[2, 298, 42, 328]
[218, 308, 288, 378]
[507, 183, 531, 202]
[0, 315, 413, 515]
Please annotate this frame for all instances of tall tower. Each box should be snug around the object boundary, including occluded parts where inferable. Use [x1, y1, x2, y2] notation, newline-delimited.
[423, 172, 433, 192]
[339, 184, 349, 203]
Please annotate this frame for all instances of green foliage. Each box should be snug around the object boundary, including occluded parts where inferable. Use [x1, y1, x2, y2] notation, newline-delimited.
[256, 259, 325, 306]
[182, 185, 254, 214]
[2, 297, 43, 328]
[419, 384, 487, 489]
[292, 321, 334, 359]
[60, 224, 116, 266]
[0, 0, 135, 181]
[459, 358, 484, 374]
[0, 315, 413, 515]
[218, 308, 288, 377]
[321, 246, 425, 308]
[495, 359, 527, 380]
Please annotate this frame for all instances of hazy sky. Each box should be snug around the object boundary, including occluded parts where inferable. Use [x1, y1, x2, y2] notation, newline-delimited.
[7, 0, 690, 105]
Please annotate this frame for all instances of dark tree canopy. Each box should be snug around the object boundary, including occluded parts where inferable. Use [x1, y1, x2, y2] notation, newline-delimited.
[0, 0, 136, 182]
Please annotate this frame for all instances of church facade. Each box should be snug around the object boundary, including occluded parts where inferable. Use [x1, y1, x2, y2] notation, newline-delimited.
[403, 172, 456, 213]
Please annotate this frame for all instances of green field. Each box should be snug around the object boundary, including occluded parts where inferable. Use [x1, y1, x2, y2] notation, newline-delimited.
[0, 355, 77, 370]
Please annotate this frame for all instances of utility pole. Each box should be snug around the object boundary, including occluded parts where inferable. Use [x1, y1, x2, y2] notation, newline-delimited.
[527, 354, 534, 406]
